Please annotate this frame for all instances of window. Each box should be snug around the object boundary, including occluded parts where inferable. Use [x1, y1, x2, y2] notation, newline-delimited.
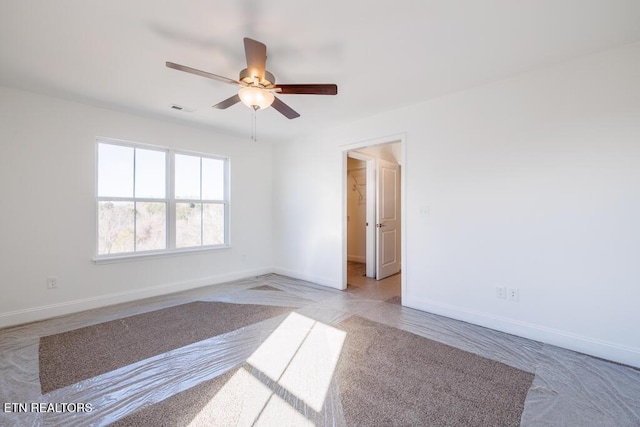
[96, 139, 229, 258]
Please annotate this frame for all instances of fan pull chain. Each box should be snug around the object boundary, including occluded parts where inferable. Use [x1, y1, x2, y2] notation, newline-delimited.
[251, 107, 258, 141]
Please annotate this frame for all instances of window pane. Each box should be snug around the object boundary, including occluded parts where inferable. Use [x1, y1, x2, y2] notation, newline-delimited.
[175, 154, 201, 200]
[97, 143, 229, 256]
[98, 144, 133, 197]
[176, 202, 202, 248]
[202, 158, 225, 200]
[135, 202, 166, 251]
[203, 203, 225, 245]
[98, 201, 134, 254]
[135, 149, 166, 198]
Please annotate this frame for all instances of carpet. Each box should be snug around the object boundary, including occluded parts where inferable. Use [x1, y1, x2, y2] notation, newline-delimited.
[39, 301, 293, 393]
[111, 315, 534, 426]
[112, 365, 255, 427]
[336, 316, 534, 426]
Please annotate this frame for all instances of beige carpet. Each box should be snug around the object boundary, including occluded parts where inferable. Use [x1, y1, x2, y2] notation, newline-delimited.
[39, 301, 293, 393]
[112, 365, 252, 427]
[337, 316, 534, 426]
[110, 315, 534, 426]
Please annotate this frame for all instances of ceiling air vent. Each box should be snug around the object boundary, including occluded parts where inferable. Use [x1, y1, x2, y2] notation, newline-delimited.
[170, 104, 195, 112]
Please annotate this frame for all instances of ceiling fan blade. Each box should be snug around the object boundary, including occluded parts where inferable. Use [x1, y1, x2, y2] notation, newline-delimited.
[271, 96, 300, 119]
[213, 94, 241, 109]
[273, 84, 338, 95]
[166, 62, 243, 86]
[243, 37, 267, 81]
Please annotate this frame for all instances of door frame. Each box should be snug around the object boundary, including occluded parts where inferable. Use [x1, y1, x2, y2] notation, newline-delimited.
[340, 133, 407, 299]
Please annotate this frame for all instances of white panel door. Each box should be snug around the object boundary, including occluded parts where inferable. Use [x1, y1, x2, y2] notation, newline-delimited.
[376, 159, 400, 280]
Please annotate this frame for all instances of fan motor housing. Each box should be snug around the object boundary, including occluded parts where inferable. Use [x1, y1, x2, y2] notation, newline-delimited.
[240, 68, 275, 87]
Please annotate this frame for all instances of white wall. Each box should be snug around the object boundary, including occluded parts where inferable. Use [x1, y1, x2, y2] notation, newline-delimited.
[272, 42, 640, 367]
[0, 86, 273, 327]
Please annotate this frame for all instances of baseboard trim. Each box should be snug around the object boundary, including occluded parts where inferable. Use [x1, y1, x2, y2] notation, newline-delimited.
[6, 270, 636, 369]
[347, 255, 366, 263]
[403, 295, 640, 369]
[0, 267, 272, 329]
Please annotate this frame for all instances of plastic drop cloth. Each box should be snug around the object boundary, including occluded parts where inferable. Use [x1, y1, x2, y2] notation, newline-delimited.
[0, 273, 638, 426]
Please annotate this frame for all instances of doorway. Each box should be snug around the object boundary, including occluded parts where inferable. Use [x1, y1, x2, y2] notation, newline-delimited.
[343, 136, 405, 297]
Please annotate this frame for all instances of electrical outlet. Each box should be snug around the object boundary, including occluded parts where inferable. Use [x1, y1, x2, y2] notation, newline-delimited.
[508, 288, 519, 302]
[47, 277, 57, 289]
[496, 286, 507, 299]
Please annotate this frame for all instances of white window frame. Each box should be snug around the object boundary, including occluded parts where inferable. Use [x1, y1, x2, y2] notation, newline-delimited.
[94, 137, 230, 262]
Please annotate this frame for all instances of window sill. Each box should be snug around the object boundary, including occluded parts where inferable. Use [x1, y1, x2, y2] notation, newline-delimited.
[93, 245, 231, 264]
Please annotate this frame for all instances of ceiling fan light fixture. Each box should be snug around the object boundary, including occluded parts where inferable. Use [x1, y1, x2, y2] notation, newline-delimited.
[166, 38, 337, 120]
[238, 86, 274, 110]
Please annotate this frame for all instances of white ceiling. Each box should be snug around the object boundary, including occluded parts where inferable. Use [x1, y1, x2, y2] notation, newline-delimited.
[2, 0, 640, 143]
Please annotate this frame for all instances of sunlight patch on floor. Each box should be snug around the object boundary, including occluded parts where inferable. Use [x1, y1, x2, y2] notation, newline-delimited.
[254, 393, 314, 427]
[189, 312, 346, 424]
[276, 320, 345, 412]
[187, 368, 272, 426]
[247, 312, 316, 382]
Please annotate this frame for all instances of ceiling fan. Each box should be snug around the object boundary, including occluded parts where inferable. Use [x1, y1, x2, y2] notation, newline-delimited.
[166, 37, 338, 120]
